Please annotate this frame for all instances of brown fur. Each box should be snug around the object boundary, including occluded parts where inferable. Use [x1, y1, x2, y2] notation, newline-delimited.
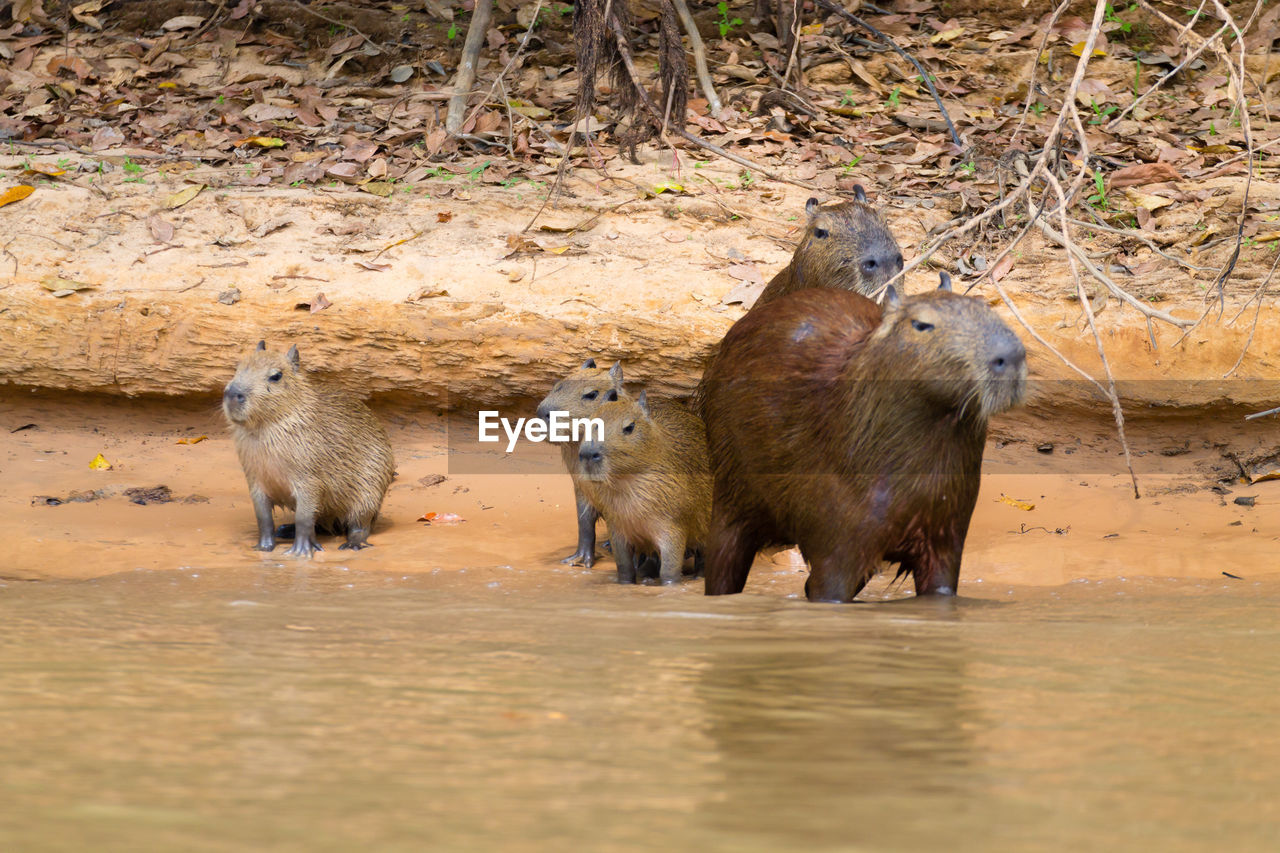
[753, 193, 903, 308]
[222, 342, 395, 558]
[535, 358, 628, 567]
[700, 279, 1027, 602]
[577, 393, 712, 584]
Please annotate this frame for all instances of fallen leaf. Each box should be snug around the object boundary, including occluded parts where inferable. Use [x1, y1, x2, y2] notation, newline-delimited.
[389, 64, 414, 83]
[165, 184, 203, 209]
[1109, 162, 1181, 189]
[148, 215, 174, 243]
[89, 453, 113, 470]
[40, 275, 94, 292]
[250, 217, 292, 238]
[437, 211, 453, 223]
[726, 263, 763, 286]
[1124, 189, 1174, 211]
[300, 292, 332, 313]
[360, 181, 395, 197]
[406, 286, 449, 301]
[417, 511, 465, 524]
[998, 494, 1036, 511]
[23, 163, 65, 177]
[176, 435, 207, 445]
[237, 136, 285, 149]
[721, 280, 765, 307]
[90, 126, 125, 149]
[989, 254, 1015, 283]
[355, 260, 391, 272]
[71, 0, 104, 29]
[0, 185, 35, 208]
[162, 14, 204, 30]
[653, 180, 686, 194]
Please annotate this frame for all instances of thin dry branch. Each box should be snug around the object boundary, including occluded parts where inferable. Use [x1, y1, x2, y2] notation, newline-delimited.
[671, 0, 722, 113]
[446, 0, 494, 133]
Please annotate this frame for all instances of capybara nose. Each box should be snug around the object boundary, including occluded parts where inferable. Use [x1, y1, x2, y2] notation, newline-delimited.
[578, 444, 604, 465]
[989, 339, 1026, 376]
[223, 385, 246, 405]
[535, 403, 550, 421]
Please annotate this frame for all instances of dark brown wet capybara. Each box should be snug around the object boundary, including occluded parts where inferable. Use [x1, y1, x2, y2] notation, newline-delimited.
[700, 273, 1027, 602]
[752, 187, 903, 308]
[535, 358, 627, 567]
[222, 341, 395, 558]
[576, 392, 712, 584]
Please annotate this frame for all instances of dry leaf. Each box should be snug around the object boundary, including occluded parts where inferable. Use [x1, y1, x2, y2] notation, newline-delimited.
[176, 435, 207, 445]
[417, 511, 465, 524]
[989, 254, 1015, 283]
[251, 217, 292, 238]
[360, 181, 395, 197]
[407, 286, 449, 301]
[726, 264, 763, 286]
[40, 275, 93, 292]
[1109, 162, 1181, 189]
[148, 215, 175, 243]
[0, 185, 35, 208]
[1123, 189, 1175, 211]
[165, 184, 203, 209]
[237, 136, 285, 149]
[89, 453, 113, 470]
[162, 14, 204, 30]
[998, 494, 1036, 511]
[356, 260, 391, 272]
[437, 211, 453, 223]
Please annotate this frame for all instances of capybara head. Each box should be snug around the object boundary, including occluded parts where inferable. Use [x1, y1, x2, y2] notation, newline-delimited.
[537, 358, 625, 422]
[796, 190, 903, 295]
[576, 392, 656, 483]
[223, 341, 314, 429]
[876, 273, 1026, 420]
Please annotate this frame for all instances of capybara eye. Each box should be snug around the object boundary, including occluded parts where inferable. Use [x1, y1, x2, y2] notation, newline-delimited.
[622, 422, 635, 435]
[268, 370, 283, 382]
[583, 390, 598, 401]
[813, 227, 829, 239]
[911, 319, 934, 333]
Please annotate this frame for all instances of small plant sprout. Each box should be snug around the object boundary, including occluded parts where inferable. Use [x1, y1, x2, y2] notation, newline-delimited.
[716, 2, 743, 38]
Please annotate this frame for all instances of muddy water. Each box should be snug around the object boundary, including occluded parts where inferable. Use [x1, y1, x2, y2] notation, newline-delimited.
[4, 392, 1280, 849]
[2, 570, 1279, 852]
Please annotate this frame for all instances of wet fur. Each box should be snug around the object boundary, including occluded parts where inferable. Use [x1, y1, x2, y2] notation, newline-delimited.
[701, 288, 1026, 602]
[577, 396, 711, 584]
[223, 344, 395, 556]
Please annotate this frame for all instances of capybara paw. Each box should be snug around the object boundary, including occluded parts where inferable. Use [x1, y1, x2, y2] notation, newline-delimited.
[284, 540, 322, 558]
[338, 541, 371, 551]
[560, 549, 595, 567]
[254, 539, 276, 552]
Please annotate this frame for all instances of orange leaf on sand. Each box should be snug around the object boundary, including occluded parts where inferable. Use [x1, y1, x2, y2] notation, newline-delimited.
[0, 185, 35, 208]
[417, 512, 465, 525]
[89, 453, 113, 470]
[176, 435, 208, 445]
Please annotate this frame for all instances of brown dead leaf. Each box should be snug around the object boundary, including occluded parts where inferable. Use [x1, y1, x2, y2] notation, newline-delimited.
[355, 260, 391, 272]
[295, 292, 332, 313]
[90, 126, 124, 150]
[437, 211, 453, 223]
[164, 184, 203, 209]
[0, 185, 35, 208]
[148, 215, 174, 243]
[1109, 162, 1181, 189]
[726, 263, 764, 286]
[360, 181, 395, 198]
[251, 217, 292, 238]
[407, 286, 449, 301]
[989, 254, 1015, 284]
[161, 14, 204, 30]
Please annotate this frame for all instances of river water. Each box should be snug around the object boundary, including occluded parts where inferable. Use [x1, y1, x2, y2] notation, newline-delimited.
[2, 566, 1276, 852]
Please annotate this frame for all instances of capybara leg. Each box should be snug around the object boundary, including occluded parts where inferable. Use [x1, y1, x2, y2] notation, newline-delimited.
[339, 522, 373, 551]
[657, 534, 688, 585]
[612, 531, 637, 584]
[907, 550, 961, 596]
[284, 499, 323, 559]
[251, 488, 276, 551]
[705, 518, 760, 596]
[562, 488, 599, 567]
[803, 549, 870, 603]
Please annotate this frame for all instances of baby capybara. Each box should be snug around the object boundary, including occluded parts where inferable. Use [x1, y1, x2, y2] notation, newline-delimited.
[223, 341, 395, 558]
[576, 392, 712, 584]
[701, 273, 1026, 601]
[753, 187, 903, 308]
[535, 358, 626, 567]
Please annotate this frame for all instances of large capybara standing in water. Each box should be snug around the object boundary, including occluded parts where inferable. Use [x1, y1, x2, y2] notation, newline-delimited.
[535, 358, 626, 567]
[700, 274, 1027, 602]
[576, 392, 712, 585]
[752, 188, 903, 309]
[223, 341, 395, 558]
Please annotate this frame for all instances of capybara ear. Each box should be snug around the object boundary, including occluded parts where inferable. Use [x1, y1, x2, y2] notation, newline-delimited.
[853, 184, 867, 204]
[256, 340, 267, 351]
[884, 285, 901, 308]
[938, 271, 953, 292]
[286, 345, 300, 370]
[605, 389, 618, 402]
[582, 357, 597, 369]
[636, 390, 651, 415]
[805, 197, 821, 217]
[608, 362, 623, 383]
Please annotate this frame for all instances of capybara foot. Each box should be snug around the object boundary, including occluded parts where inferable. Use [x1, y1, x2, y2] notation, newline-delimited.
[284, 537, 323, 558]
[254, 537, 276, 552]
[560, 547, 596, 568]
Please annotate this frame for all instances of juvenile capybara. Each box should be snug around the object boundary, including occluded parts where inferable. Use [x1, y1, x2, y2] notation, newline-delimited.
[535, 358, 627, 567]
[222, 341, 395, 558]
[753, 187, 903, 308]
[700, 273, 1027, 601]
[576, 392, 712, 584]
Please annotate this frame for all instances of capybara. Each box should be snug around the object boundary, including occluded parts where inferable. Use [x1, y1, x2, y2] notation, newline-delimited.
[576, 392, 712, 584]
[753, 187, 903, 308]
[535, 358, 627, 567]
[222, 341, 395, 558]
[700, 272, 1026, 601]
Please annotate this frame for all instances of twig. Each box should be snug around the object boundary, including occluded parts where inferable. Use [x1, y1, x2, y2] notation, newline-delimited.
[813, 0, 962, 149]
[671, 0, 722, 113]
[1067, 217, 1217, 272]
[1010, 0, 1072, 146]
[1245, 406, 1280, 421]
[458, 0, 542, 137]
[446, 0, 494, 133]
[1223, 247, 1280, 377]
[285, 0, 384, 54]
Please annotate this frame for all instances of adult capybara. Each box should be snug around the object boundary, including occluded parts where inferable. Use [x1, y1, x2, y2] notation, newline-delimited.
[222, 341, 395, 558]
[576, 392, 712, 584]
[535, 358, 626, 567]
[752, 187, 903, 308]
[700, 273, 1026, 601]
